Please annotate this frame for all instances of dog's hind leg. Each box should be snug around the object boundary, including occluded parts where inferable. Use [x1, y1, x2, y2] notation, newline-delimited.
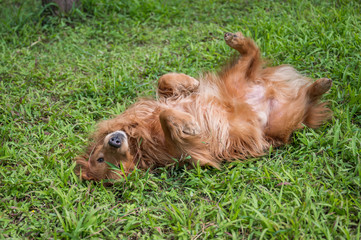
[307, 78, 332, 101]
[303, 78, 332, 128]
[159, 109, 219, 168]
[265, 77, 332, 144]
[223, 32, 262, 81]
[157, 73, 199, 99]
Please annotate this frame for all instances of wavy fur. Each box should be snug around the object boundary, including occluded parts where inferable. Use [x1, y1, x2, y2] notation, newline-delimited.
[76, 32, 332, 181]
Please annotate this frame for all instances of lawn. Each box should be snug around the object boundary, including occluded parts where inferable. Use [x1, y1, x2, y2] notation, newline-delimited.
[1, 0, 361, 239]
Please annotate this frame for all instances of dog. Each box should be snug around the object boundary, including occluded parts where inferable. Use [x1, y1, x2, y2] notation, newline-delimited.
[76, 32, 332, 181]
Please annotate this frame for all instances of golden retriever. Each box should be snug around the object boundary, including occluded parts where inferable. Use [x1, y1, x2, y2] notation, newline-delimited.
[76, 32, 332, 181]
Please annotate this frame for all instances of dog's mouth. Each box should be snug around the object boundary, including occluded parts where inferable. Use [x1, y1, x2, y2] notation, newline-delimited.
[81, 172, 115, 185]
[81, 171, 95, 181]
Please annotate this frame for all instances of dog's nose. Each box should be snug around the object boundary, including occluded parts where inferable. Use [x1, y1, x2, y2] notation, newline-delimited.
[108, 133, 123, 148]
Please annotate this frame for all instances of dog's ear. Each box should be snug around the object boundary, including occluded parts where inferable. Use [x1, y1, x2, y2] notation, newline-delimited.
[74, 141, 96, 172]
[74, 155, 89, 178]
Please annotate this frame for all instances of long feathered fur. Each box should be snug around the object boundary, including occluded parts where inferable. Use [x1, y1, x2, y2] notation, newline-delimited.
[76, 32, 332, 181]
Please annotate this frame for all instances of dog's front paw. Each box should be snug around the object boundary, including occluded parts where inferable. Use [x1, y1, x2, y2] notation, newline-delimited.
[181, 121, 200, 136]
[224, 32, 245, 49]
[160, 109, 200, 138]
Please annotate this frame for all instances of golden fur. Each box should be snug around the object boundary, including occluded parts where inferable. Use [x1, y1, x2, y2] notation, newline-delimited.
[76, 32, 332, 181]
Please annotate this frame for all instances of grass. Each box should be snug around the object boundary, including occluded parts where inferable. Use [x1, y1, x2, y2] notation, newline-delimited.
[1, 0, 361, 238]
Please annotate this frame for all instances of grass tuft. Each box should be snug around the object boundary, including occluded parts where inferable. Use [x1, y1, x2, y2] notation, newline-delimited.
[1, 0, 361, 238]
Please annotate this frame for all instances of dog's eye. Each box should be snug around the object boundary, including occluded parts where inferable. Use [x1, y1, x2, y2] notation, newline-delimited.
[97, 158, 104, 163]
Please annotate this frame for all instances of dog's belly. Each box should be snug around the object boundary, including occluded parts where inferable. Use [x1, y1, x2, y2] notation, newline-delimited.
[245, 85, 273, 127]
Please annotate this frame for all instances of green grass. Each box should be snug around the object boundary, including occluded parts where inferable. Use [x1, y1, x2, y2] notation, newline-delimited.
[1, 0, 361, 238]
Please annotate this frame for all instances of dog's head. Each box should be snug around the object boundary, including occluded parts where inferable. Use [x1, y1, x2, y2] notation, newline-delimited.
[76, 130, 134, 181]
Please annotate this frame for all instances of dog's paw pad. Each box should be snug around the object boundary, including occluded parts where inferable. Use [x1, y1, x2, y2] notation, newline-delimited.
[224, 32, 233, 41]
[317, 78, 332, 92]
[224, 32, 245, 47]
[310, 78, 332, 97]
